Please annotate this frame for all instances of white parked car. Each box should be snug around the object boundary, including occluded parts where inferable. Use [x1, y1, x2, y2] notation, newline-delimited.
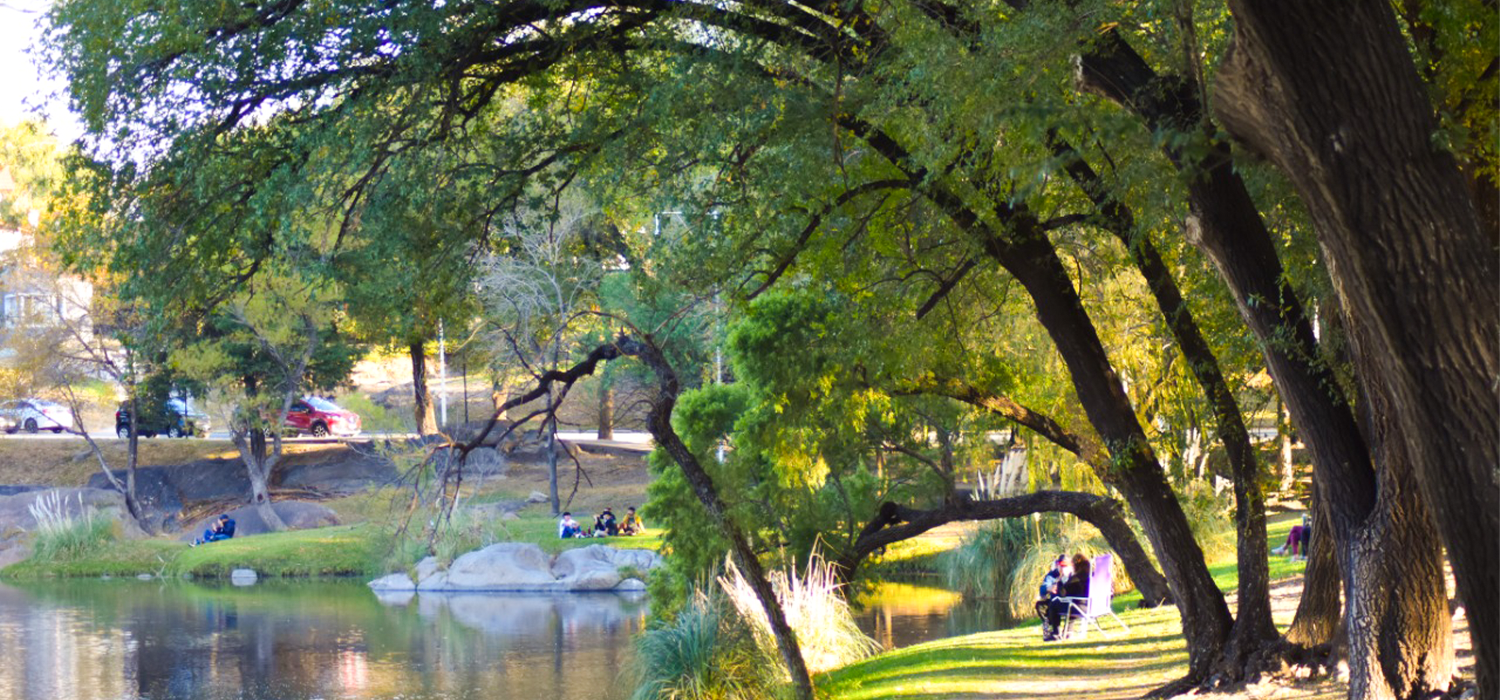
[0, 399, 75, 433]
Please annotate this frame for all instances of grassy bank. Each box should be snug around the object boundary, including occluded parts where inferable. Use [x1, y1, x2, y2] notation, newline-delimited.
[822, 514, 1335, 700]
[2, 514, 665, 580]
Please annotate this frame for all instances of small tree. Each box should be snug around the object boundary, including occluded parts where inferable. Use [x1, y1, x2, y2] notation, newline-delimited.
[174, 271, 359, 531]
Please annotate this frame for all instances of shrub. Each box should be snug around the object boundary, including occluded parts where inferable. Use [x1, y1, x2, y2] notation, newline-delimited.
[27, 491, 115, 560]
[631, 588, 767, 700]
[336, 392, 409, 433]
[1176, 479, 1236, 561]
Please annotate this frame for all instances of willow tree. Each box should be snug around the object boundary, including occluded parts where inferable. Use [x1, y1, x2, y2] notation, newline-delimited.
[42, 0, 1492, 695]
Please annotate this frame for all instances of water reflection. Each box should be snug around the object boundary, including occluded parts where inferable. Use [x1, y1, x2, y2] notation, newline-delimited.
[0, 579, 649, 700]
[852, 578, 1020, 650]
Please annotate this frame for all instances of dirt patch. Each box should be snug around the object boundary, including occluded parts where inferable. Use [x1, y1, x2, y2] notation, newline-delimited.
[0, 437, 243, 488]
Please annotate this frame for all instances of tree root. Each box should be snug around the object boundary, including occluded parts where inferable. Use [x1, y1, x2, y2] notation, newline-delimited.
[1144, 640, 1342, 698]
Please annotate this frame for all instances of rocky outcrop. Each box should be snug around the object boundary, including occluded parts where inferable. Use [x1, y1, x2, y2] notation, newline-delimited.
[369, 543, 660, 593]
[0, 487, 148, 539]
[177, 501, 340, 541]
[0, 487, 149, 569]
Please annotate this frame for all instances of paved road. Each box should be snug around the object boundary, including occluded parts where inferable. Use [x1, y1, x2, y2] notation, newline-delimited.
[0, 429, 656, 446]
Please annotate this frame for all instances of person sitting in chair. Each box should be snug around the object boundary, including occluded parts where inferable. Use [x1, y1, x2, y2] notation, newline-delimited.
[192, 514, 236, 546]
[619, 507, 643, 535]
[1044, 553, 1091, 641]
[1034, 555, 1069, 634]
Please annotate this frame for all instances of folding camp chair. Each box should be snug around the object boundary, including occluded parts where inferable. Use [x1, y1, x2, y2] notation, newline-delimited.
[1056, 553, 1130, 639]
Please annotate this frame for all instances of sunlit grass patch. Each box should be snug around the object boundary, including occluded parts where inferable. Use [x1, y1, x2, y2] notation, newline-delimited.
[172, 524, 385, 577]
[821, 606, 1190, 700]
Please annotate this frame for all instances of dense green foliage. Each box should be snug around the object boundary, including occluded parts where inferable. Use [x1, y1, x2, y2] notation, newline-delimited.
[31, 0, 1496, 694]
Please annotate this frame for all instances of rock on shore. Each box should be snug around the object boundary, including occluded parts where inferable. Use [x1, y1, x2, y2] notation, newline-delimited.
[369, 543, 661, 593]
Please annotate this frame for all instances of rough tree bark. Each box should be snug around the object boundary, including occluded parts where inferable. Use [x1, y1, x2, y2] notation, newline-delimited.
[232, 428, 288, 532]
[1285, 482, 1341, 648]
[411, 341, 438, 436]
[1214, 3, 1498, 693]
[1074, 28, 1460, 693]
[1049, 133, 1275, 651]
[840, 491, 1175, 607]
[597, 383, 614, 440]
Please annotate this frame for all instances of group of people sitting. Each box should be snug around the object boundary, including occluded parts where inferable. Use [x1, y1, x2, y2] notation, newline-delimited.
[190, 514, 236, 547]
[1034, 553, 1092, 642]
[558, 507, 643, 538]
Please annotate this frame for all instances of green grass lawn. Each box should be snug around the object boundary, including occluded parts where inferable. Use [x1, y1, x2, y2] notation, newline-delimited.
[821, 513, 1324, 700]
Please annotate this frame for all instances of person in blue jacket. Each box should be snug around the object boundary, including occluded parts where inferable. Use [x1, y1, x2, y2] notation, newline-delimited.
[192, 514, 236, 546]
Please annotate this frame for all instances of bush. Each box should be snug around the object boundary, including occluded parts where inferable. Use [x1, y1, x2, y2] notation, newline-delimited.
[1177, 480, 1236, 561]
[631, 588, 767, 700]
[336, 392, 409, 433]
[27, 491, 116, 561]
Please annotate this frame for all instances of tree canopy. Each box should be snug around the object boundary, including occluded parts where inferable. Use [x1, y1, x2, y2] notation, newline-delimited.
[40, 0, 1497, 696]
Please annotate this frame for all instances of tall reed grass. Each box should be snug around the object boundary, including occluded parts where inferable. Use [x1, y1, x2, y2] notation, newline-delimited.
[27, 491, 115, 560]
[632, 551, 880, 700]
[718, 551, 881, 675]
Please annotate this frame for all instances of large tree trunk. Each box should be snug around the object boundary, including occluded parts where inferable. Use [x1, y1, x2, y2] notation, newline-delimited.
[597, 383, 614, 440]
[620, 336, 816, 700]
[1286, 482, 1341, 648]
[1049, 133, 1275, 651]
[1213, 3, 1498, 692]
[234, 429, 287, 532]
[842, 492, 1174, 608]
[411, 341, 438, 435]
[845, 117, 1232, 678]
[982, 223, 1235, 679]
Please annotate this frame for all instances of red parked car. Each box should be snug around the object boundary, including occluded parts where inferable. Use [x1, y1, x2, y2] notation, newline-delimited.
[283, 396, 362, 437]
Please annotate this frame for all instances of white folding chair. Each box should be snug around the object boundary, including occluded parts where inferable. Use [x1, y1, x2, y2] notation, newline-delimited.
[1057, 553, 1130, 639]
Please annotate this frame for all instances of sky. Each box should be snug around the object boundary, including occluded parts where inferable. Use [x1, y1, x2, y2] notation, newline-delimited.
[0, 0, 82, 142]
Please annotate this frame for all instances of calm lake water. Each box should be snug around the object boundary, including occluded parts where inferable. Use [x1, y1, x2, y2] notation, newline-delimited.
[0, 577, 1002, 700]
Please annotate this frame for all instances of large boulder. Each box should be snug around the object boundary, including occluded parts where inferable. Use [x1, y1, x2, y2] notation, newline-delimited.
[552, 545, 663, 591]
[278, 455, 400, 494]
[377, 543, 662, 593]
[85, 468, 184, 532]
[421, 543, 559, 591]
[178, 501, 340, 541]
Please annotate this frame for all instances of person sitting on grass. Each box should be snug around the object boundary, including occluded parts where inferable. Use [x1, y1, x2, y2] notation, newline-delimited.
[1044, 553, 1091, 641]
[593, 508, 618, 537]
[619, 507, 643, 535]
[558, 512, 582, 539]
[1034, 555, 1069, 635]
[191, 514, 236, 547]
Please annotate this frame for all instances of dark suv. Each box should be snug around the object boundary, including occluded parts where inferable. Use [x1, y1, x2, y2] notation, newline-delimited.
[116, 398, 210, 439]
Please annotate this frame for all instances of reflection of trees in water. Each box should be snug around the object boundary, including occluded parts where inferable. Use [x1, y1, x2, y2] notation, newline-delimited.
[0, 581, 650, 700]
[854, 580, 1019, 652]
